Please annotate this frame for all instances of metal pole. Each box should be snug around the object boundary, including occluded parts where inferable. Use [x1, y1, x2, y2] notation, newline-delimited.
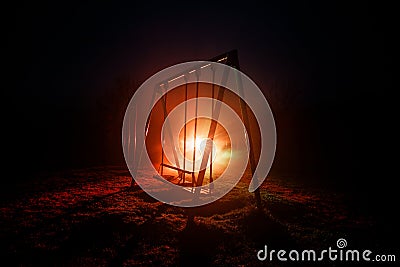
[183, 83, 188, 183]
[235, 71, 262, 209]
[160, 92, 167, 176]
[192, 79, 199, 180]
[209, 70, 215, 190]
[194, 66, 230, 197]
[133, 104, 137, 169]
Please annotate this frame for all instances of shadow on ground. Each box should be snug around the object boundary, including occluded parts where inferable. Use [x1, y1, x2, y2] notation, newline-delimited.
[1, 167, 391, 266]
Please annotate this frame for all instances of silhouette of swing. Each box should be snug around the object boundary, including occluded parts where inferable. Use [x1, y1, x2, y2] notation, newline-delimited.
[145, 50, 262, 206]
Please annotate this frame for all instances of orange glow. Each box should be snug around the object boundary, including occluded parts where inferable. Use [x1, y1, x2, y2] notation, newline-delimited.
[178, 118, 231, 175]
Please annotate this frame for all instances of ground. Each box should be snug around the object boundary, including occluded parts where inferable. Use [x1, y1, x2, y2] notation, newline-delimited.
[0, 166, 393, 266]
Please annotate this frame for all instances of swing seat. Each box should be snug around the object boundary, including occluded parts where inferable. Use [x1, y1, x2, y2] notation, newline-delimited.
[160, 163, 194, 174]
[160, 163, 197, 187]
[152, 174, 211, 195]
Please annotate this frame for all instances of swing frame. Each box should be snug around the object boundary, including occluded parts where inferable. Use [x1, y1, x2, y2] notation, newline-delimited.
[143, 50, 262, 207]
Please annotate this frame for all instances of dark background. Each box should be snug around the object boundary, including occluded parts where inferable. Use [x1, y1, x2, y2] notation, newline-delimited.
[4, 1, 395, 235]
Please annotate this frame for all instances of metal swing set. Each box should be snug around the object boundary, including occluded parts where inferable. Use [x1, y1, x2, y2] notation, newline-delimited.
[139, 50, 262, 206]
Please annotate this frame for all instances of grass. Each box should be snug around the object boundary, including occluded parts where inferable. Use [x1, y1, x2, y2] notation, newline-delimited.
[0, 166, 388, 266]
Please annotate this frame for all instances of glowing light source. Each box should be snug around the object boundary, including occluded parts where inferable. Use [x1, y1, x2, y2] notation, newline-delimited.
[189, 137, 217, 156]
[178, 120, 231, 174]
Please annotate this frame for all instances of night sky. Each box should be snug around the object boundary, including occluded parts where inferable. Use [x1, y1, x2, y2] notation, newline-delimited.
[5, 0, 394, 201]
